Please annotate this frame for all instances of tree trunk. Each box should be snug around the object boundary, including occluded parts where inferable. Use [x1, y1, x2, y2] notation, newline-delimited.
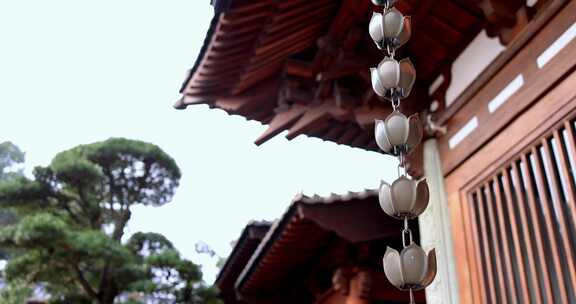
[112, 210, 131, 241]
[98, 289, 118, 304]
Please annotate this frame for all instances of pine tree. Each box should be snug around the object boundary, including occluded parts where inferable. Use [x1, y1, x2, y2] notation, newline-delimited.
[0, 138, 221, 303]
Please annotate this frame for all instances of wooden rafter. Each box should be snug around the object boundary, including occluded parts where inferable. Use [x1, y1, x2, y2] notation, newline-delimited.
[287, 103, 349, 140]
[214, 80, 279, 113]
[254, 105, 307, 146]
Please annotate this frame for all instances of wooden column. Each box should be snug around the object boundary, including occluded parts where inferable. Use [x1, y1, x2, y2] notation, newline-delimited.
[419, 139, 460, 304]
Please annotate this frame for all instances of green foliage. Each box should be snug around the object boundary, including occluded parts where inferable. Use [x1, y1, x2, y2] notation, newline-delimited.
[0, 142, 25, 182]
[12, 213, 68, 246]
[0, 138, 221, 304]
[0, 279, 32, 304]
[0, 141, 25, 258]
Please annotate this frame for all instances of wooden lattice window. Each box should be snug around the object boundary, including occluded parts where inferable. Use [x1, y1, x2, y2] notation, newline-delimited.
[466, 117, 576, 303]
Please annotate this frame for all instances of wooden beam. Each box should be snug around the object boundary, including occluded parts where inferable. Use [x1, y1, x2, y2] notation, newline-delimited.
[328, 0, 370, 40]
[310, 0, 371, 72]
[286, 103, 348, 140]
[354, 106, 391, 127]
[284, 86, 315, 104]
[286, 105, 332, 140]
[285, 60, 315, 79]
[254, 105, 307, 146]
[174, 94, 216, 109]
[318, 60, 372, 81]
[476, 0, 525, 38]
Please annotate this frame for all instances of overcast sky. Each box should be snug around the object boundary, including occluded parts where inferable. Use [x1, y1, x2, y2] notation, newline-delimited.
[0, 0, 397, 283]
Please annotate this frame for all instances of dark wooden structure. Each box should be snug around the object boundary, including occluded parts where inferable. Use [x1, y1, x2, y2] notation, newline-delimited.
[216, 222, 271, 304]
[216, 191, 424, 304]
[179, 0, 576, 303]
[177, 0, 552, 151]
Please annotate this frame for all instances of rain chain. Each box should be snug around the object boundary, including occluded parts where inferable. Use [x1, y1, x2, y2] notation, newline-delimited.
[369, 1, 437, 303]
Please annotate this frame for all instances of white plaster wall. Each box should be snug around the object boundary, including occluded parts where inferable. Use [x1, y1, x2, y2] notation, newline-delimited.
[445, 30, 505, 106]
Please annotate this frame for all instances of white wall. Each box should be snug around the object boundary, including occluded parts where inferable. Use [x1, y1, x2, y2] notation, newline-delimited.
[445, 30, 505, 106]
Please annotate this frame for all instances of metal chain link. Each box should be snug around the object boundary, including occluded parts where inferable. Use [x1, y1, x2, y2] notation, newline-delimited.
[402, 217, 413, 248]
[386, 43, 396, 59]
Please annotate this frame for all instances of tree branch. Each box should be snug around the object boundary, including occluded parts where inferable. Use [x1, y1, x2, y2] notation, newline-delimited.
[77, 184, 100, 229]
[73, 264, 99, 300]
[53, 193, 83, 225]
[112, 210, 131, 241]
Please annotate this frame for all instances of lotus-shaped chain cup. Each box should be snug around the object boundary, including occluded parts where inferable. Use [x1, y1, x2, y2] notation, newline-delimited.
[371, 0, 397, 7]
[371, 57, 415, 100]
[374, 111, 422, 156]
[383, 244, 437, 291]
[369, 8, 411, 50]
[379, 176, 429, 219]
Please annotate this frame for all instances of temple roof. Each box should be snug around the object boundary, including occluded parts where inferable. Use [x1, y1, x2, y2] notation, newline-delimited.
[235, 190, 383, 295]
[216, 190, 423, 302]
[175, 0, 535, 151]
[215, 221, 271, 303]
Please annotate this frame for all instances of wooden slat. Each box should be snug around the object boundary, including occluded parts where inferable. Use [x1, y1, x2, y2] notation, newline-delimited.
[515, 159, 555, 303]
[214, 23, 262, 41]
[560, 122, 576, 237]
[227, 1, 271, 15]
[209, 35, 258, 52]
[220, 10, 271, 26]
[254, 23, 324, 57]
[465, 193, 487, 304]
[541, 138, 576, 290]
[491, 175, 519, 303]
[267, 1, 334, 34]
[502, 168, 540, 303]
[475, 189, 498, 303]
[276, 0, 327, 11]
[246, 35, 318, 74]
[528, 148, 569, 303]
[446, 36, 576, 304]
[482, 184, 509, 303]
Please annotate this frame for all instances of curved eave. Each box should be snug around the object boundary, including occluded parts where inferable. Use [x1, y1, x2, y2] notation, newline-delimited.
[178, 5, 222, 95]
[234, 190, 399, 297]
